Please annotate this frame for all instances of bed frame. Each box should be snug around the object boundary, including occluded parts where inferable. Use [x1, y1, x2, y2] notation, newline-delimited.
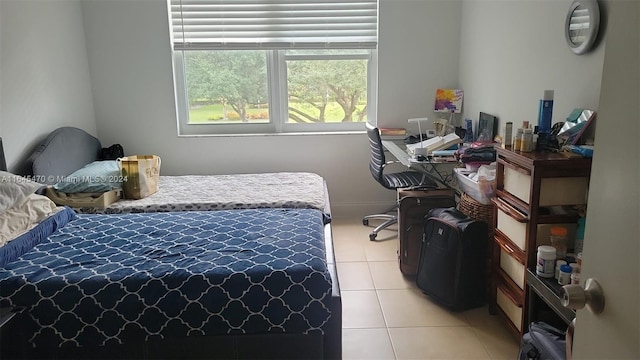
[0, 131, 342, 360]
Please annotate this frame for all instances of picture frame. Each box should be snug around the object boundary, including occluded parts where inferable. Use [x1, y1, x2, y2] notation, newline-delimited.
[434, 89, 463, 113]
[477, 112, 498, 142]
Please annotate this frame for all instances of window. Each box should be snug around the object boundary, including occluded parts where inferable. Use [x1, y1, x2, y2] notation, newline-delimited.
[169, 0, 378, 135]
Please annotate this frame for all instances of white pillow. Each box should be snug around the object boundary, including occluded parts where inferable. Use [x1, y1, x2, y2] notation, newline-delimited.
[0, 171, 45, 214]
[0, 193, 61, 248]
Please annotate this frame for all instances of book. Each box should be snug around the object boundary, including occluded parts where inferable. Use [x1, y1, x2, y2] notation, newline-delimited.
[406, 133, 462, 154]
[379, 127, 407, 136]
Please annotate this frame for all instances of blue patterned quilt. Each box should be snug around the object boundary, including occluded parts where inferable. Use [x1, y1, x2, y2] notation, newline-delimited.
[0, 208, 332, 348]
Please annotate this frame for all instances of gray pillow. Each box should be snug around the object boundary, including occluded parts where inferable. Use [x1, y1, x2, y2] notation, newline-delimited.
[26, 127, 102, 185]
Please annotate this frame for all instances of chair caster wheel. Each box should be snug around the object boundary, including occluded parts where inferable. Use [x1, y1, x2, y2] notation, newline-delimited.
[363, 219, 369, 226]
[369, 233, 377, 241]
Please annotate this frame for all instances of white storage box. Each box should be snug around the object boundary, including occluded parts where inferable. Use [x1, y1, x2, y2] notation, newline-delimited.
[496, 286, 523, 332]
[499, 249, 525, 289]
[496, 204, 528, 251]
[454, 168, 496, 205]
[503, 165, 589, 206]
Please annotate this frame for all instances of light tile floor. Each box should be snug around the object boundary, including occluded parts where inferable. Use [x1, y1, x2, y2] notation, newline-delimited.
[332, 217, 520, 360]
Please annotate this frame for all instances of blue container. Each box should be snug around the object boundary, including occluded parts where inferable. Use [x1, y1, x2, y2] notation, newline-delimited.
[464, 118, 474, 142]
[538, 99, 553, 134]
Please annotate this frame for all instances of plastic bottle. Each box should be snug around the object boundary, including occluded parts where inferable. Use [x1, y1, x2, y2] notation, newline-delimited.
[550, 226, 568, 259]
[504, 122, 513, 148]
[571, 272, 581, 285]
[577, 252, 583, 268]
[558, 264, 572, 285]
[555, 259, 567, 279]
[513, 128, 523, 151]
[536, 245, 556, 278]
[538, 90, 554, 134]
[575, 217, 586, 254]
[569, 263, 580, 273]
[521, 128, 533, 152]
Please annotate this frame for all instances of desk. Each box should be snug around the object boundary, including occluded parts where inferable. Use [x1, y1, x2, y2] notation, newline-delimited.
[381, 140, 459, 190]
[381, 140, 414, 167]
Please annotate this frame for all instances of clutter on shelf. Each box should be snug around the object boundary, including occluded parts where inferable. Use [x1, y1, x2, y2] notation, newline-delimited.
[455, 142, 497, 166]
[454, 162, 496, 205]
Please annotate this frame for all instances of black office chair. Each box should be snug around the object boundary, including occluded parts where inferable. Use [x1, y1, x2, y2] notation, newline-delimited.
[363, 122, 436, 241]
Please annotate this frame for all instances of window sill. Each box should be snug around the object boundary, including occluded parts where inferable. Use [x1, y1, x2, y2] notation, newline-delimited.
[176, 130, 365, 138]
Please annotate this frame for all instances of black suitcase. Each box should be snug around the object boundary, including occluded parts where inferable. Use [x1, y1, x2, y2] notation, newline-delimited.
[416, 207, 488, 310]
[397, 189, 456, 275]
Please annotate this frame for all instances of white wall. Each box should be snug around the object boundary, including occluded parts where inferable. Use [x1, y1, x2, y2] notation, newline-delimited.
[80, 0, 463, 218]
[458, 0, 605, 140]
[0, 0, 96, 174]
[0, 0, 611, 218]
[377, 0, 462, 131]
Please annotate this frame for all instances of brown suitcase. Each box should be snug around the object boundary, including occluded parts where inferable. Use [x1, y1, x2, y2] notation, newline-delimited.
[397, 188, 456, 275]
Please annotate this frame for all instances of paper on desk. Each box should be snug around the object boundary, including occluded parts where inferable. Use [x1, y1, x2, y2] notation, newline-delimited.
[406, 133, 462, 154]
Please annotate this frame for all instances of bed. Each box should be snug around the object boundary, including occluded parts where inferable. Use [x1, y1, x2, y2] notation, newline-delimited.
[0, 129, 342, 360]
[24, 127, 329, 216]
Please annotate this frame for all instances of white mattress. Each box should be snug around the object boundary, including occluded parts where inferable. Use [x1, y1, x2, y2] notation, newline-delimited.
[73, 172, 328, 214]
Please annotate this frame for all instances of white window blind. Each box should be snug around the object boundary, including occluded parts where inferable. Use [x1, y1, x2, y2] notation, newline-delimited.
[170, 0, 378, 50]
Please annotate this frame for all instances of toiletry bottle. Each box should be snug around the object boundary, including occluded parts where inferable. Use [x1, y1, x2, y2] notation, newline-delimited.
[513, 128, 523, 151]
[504, 122, 513, 148]
[521, 128, 533, 152]
[538, 90, 554, 134]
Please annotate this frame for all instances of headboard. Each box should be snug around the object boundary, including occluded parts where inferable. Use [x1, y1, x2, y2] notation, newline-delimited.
[25, 127, 102, 185]
[0, 138, 7, 172]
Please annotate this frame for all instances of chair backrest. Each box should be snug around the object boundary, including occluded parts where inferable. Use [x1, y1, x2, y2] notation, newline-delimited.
[366, 122, 391, 189]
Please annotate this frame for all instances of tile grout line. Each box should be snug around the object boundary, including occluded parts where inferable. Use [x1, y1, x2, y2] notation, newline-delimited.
[336, 218, 519, 359]
[367, 259, 401, 360]
[468, 325, 500, 360]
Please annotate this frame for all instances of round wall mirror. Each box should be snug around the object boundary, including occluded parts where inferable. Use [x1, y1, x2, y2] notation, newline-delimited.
[565, 0, 600, 55]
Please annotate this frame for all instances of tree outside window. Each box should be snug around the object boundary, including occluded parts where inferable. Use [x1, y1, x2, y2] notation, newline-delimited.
[182, 50, 369, 126]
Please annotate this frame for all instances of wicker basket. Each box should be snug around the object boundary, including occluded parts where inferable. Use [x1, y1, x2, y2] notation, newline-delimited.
[458, 192, 495, 237]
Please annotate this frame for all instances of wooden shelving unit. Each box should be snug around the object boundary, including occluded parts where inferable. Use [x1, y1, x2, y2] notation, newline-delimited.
[489, 147, 591, 337]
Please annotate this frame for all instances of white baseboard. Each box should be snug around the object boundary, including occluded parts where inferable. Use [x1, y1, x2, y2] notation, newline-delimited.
[329, 200, 396, 219]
